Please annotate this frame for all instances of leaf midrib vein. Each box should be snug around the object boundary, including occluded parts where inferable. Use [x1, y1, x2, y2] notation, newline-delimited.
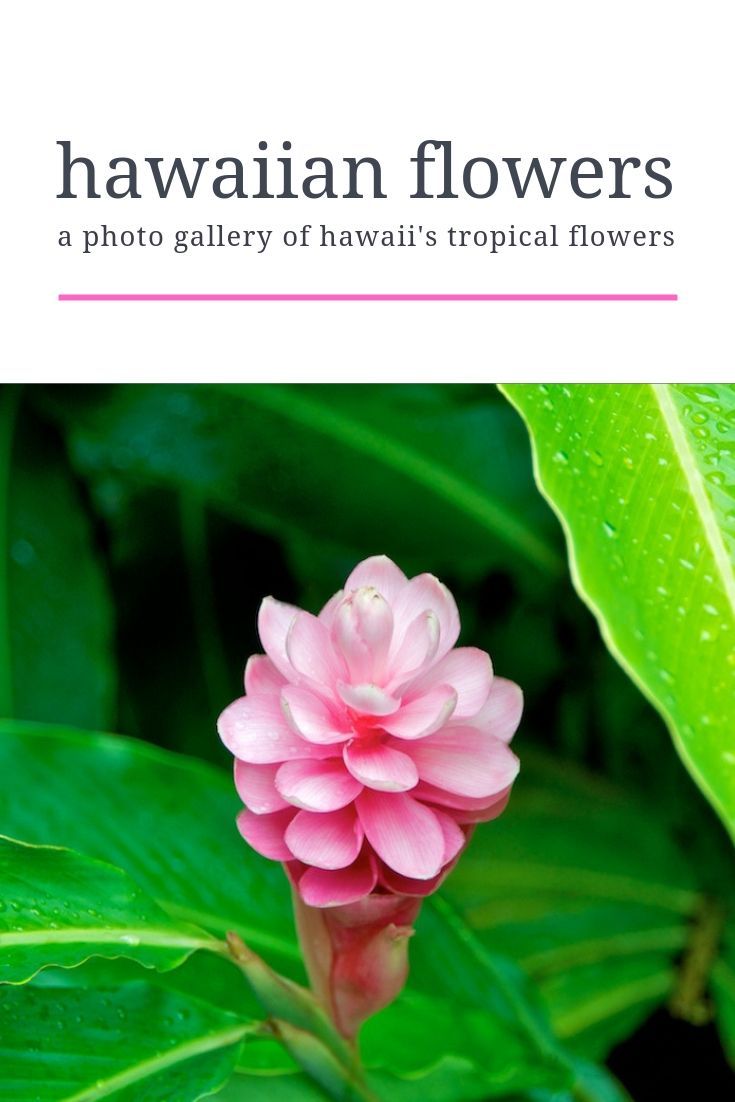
[58, 1022, 249, 1102]
[652, 384, 735, 613]
[0, 925, 218, 950]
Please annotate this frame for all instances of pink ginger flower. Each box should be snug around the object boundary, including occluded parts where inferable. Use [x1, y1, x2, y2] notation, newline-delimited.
[218, 555, 522, 909]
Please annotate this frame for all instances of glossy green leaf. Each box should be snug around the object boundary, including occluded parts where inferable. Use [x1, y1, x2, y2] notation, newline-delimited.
[0, 837, 219, 985]
[27, 956, 365, 1093]
[0, 721, 299, 975]
[46, 383, 562, 579]
[501, 384, 735, 837]
[0, 389, 115, 728]
[0, 981, 253, 1101]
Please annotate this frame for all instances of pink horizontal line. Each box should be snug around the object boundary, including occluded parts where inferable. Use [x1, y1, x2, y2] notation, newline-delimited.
[58, 292, 677, 302]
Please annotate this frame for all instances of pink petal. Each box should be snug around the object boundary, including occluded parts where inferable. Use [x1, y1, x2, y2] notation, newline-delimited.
[404, 648, 492, 718]
[331, 588, 394, 683]
[276, 759, 363, 812]
[285, 806, 364, 869]
[297, 850, 378, 907]
[464, 677, 523, 743]
[343, 739, 419, 792]
[257, 597, 300, 679]
[286, 611, 348, 687]
[389, 574, 460, 662]
[386, 611, 440, 685]
[433, 807, 466, 864]
[409, 728, 520, 799]
[237, 807, 295, 860]
[244, 654, 287, 696]
[412, 781, 504, 811]
[318, 589, 344, 626]
[444, 788, 512, 823]
[218, 696, 332, 763]
[281, 685, 350, 745]
[382, 685, 457, 740]
[234, 761, 288, 813]
[356, 790, 445, 879]
[378, 864, 445, 897]
[377, 817, 468, 895]
[337, 682, 401, 716]
[344, 555, 408, 604]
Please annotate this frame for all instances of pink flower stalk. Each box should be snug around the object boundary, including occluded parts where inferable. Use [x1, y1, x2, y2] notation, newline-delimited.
[218, 555, 522, 908]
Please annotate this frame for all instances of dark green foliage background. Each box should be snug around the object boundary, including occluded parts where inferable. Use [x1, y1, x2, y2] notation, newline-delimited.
[1, 383, 733, 1101]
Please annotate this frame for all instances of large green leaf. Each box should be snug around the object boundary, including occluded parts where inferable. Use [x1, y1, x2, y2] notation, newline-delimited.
[43, 383, 562, 579]
[0, 981, 252, 1101]
[0, 389, 115, 728]
[0, 837, 219, 984]
[437, 749, 720, 1062]
[501, 384, 735, 837]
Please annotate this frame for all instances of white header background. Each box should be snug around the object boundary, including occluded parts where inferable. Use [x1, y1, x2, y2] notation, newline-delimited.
[2, 1, 731, 381]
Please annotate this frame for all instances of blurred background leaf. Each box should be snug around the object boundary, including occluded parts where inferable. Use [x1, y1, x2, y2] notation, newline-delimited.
[0, 387, 115, 728]
[40, 383, 562, 578]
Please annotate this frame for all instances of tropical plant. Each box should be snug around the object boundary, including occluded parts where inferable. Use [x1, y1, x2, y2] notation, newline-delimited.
[1, 383, 733, 1102]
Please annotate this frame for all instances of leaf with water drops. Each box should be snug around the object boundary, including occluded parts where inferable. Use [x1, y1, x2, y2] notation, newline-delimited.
[0, 837, 221, 984]
[501, 384, 735, 838]
[0, 981, 254, 1101]
[0, 721, 300, 978]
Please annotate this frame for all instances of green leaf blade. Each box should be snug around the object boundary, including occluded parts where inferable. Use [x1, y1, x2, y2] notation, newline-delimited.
[0, 837, 219, 985]
[501, 383, 735, 836]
